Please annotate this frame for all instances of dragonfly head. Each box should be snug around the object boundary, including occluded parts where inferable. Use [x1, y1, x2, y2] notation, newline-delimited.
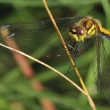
[68, 23, 86, 42]
[68, 16, 100, 42]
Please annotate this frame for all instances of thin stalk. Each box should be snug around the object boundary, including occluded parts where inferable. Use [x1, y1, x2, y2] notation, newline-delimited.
[42, 0, 96, 109]
[0, 43, 86, 96]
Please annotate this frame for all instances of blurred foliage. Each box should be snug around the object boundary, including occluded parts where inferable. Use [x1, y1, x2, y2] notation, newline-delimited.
[0, 0, 110, 110]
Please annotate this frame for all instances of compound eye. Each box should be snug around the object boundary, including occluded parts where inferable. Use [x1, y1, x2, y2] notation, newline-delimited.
[76, 26, 84, 35]
[69, 23, 77, 30]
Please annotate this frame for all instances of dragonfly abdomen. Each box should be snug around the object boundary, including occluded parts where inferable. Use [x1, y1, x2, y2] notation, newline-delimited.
[100, 26, 110, 40]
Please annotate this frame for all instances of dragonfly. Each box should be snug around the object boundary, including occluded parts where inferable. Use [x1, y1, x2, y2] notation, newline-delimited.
[0, 16, 110, 104]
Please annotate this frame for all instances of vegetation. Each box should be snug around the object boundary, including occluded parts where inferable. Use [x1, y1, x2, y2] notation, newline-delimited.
[0, 0, 110, 110]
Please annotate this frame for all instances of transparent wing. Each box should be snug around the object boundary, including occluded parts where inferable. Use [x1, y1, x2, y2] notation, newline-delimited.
[0, 17, 89, 58]
[0, 17, 85, 60]
[93, 34, 110, 103]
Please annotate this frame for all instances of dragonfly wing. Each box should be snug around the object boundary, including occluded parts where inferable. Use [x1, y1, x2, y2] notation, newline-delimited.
[93, 35, 110, 103]
[0, 17, 83, 59]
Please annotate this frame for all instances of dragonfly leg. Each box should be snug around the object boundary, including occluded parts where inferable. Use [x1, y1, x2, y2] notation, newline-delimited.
[66, 64, 71, 75]
[69, 42, 80, 56]
[65, 41, 80, 59]
[74, 42, 79, 53]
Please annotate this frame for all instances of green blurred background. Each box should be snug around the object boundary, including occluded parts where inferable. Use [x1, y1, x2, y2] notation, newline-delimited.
[0, 0, 110, 110]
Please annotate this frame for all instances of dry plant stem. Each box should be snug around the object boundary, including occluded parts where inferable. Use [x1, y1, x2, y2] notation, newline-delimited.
[1, 28, 56, 110]
[33, 82, 56, 110]
[0, 43, 86, 96]
[32, 80, 57, 110]
[1, 28, 34, 77]
[42, 0, 96, 110]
